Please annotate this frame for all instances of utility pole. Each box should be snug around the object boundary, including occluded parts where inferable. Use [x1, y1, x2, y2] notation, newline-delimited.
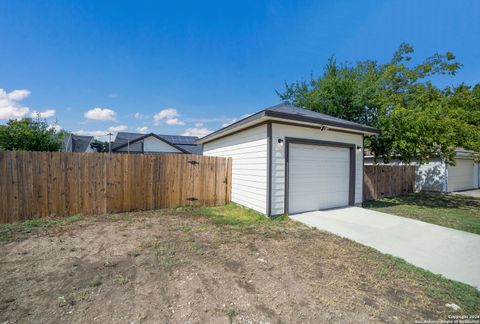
[107, 133, 113, 154]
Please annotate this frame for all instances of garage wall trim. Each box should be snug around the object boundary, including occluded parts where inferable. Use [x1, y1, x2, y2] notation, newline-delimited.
[283, 137, 356, 215]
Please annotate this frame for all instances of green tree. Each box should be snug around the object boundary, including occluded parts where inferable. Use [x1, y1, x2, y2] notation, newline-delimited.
[278, 43, 479, 164]
[90, 139, 109, 152]
[0, 118, 64, 152]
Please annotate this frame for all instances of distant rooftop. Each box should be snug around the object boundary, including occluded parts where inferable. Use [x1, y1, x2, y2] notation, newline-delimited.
[113, 132, 202, 154]
[63, 134, 94, 152]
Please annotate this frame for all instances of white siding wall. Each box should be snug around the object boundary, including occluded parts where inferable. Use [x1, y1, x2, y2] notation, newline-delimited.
[475, 163, 479, 188]
[116, 142, 143, 152]
[85, 143, 95, 153]
[271, 124, 364, 215]
[203, 125, 268, 214]
[447, 158, 477, 192]
[475, 163, 480, 188]
[144, 136, 181, 153]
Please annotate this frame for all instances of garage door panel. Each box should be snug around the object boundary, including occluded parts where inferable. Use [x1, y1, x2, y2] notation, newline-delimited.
[289, 168, 348, 178]
[289, 143, 350, 214]
[448, 159, 475, 192]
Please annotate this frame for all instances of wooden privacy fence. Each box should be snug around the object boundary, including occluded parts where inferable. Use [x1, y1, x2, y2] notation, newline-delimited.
[363, 165, 416, 201]
[0, 151, 232, 224]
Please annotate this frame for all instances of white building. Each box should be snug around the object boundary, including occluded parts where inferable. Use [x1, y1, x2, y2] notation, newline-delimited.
[197, 103, 379, 216]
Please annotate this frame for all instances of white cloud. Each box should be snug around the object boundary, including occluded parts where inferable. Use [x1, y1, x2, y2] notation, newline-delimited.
[134, 112, 143, 119]
[48, 123, 62, 132]
[222, 113, 252, 127]
[8, 89, 31, 101]
[84, 107, 117, 121]
[195, 122, 204, 127]
[107, 125, 128, 132]
[153, 108, 184, 126]
[30, 109, 56, 118]
[166, 118, 185, 126]
[0, 88, 31, 120]
[136, 126, 149, 134]
[154, 108, 178, 122]
[75, 130, 107, 137]
[181, 127, 212, 138]
[74, 130, 111, 141]
[75, 125, 128, 141]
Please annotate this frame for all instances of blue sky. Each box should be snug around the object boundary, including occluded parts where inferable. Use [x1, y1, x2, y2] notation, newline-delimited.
[1, 0, 479, 139]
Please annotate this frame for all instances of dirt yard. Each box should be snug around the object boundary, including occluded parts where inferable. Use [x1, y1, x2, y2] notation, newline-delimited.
[1, 206, 479, 323]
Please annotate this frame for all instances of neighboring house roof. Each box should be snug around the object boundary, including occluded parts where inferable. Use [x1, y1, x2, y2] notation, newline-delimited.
[63, 134, 94, 152]
[112, 132, 202, 154]
[196, 102, 380, 144]
[455, 148, 480, 158]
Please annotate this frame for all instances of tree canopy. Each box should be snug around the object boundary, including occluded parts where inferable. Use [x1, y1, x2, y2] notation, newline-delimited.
[278, 43, 480, 164]
[0, 118, 64, 152]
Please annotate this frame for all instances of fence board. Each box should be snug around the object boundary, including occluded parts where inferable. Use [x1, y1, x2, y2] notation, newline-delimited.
[0, 151, 232, 223]
[364, 165, 416, 201]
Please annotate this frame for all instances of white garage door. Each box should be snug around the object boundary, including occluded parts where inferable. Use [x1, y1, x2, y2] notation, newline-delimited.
[288, 143, 350, 214]
[448, 159, 475, 192]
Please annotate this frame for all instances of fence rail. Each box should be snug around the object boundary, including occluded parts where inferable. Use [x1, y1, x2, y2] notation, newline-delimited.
[0, 151, 232, 224]
[363, 165, 416, 201]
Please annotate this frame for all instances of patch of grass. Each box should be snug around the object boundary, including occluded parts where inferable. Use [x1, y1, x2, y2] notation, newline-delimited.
[74, 288, 91, 302]
[367, 251, 480, 314]
[0, 214, 83, 241]
[141, 239, 175, 268]
[115, 274, 129, 286]
[226, 308, 238, 324]
[175, 203, 291, 230]
[64, 214, 83, 224]
[364, 192, 480, 234]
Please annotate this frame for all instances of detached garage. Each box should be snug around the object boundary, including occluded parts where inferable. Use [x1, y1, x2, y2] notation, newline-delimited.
[197, 103, 379, 216]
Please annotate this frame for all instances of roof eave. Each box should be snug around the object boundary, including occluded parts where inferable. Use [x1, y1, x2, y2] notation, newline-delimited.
[196, 110, 380, 144]
[264, 110, 380, 135]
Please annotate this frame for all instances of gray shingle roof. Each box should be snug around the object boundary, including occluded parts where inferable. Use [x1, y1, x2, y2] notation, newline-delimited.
[177, 144, 203, 155]
[112, 132, 144, 150]
[197, 102, 380, 143]
[158, 135, 198, 145]
[266, 103, 376, 130]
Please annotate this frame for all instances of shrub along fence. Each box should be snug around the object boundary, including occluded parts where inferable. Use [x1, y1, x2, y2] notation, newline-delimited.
[363, 165, 416, 201]
[0, 151, 232, 224]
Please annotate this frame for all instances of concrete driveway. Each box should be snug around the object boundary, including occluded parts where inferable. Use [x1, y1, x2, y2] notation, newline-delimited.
[290, 207, 480, 289]
[453, 189, 480, 198]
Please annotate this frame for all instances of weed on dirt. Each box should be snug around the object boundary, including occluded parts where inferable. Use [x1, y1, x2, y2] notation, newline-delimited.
[0, 214, 83, 241]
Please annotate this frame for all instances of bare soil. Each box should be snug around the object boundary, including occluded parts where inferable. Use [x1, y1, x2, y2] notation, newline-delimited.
[0, 209, 477, 323]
